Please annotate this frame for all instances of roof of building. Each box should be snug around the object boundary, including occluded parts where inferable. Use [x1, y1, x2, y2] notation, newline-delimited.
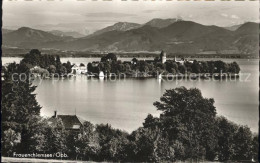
[48, 114, 85, 130]
[57, 115, 83, 130]
[160, 50, 166, 57]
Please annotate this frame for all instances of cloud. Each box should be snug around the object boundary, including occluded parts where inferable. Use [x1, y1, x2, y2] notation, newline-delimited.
[221, 13, 228, 17]
[84, 19, 118, 23]
[218, 6, 241, 11]
[231, 15, 240, 19]
[85, 12, 136, 18]
[142, 10, 159, 14]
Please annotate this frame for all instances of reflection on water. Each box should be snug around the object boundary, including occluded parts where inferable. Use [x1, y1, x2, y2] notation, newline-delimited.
[2, 57, 259, 133]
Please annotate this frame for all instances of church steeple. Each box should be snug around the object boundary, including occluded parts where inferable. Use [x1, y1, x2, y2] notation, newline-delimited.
[160, 50, 167, 63]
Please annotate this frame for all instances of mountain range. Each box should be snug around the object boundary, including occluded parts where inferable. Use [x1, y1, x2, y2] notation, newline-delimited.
[49, 30, 86, 38]
[2, 19, 259, 56]
[90, 18, 182, 36]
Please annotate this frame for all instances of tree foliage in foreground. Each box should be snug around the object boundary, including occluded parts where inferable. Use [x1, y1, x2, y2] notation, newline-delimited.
[150, 87, 218, 161]
[1, 62, 42, 155]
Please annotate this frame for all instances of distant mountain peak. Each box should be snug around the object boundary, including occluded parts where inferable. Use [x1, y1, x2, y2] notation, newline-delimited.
[16, 27, 44, 35]
[3, 27, 71, 48]
[110, 22, 140, 30]
[235, 22, 259, 35]
[115, 22, 134, 25]
[145, 18, 182, 28]
[92, 22, 141, 36]
[17, 27, 33, 31]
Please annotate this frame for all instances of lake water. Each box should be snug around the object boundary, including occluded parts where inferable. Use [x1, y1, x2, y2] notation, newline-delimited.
[2, 57, 259, 133]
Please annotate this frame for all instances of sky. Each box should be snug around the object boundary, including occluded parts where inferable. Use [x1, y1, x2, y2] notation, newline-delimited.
[3, 0, 259, 35]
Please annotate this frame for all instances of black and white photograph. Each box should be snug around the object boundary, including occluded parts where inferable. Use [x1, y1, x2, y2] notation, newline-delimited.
[1, 0, 259, 162]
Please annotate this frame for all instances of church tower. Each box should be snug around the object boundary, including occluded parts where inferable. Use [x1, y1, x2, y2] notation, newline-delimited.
[160, 50, 167, 64]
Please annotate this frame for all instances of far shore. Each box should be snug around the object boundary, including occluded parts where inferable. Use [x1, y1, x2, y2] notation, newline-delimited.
[2, 56, 259, 59]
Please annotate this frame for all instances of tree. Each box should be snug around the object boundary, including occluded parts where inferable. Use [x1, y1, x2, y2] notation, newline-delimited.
[143, 115, 176, 162]
[139, 61, 149, 72]
[101, 53, 117, 62]
[63, 61, 72, 74]
[154, 57, 160, 63]
[216, 116, 238, 161]
[200, 61, 209, 73]
[228, 62, 240, 74]
[251, 135, 259, 162]
[42, 54, 50, 68]
[95, 124, 129, 161]
[48, 65, 56, 74]
[19, 116, 50, 153]
[155, 63, 165, 71]
[178, 65, 187, 74]
[107, 53, 117, 62]
[191, 60, 201, 73]
[118, 64, 126, 73]
[55, 55, 61, 66]
[2, 63, 41, 132]
[166, 61, 178, 73]
[72, 121, 100, 160]
[132, 58, 138, 64]
[128, 126, 175, 162]
[1, 129, 20, 156]
[87, 63, 93, 73]
[98, 62, 105, 73]
[58, 66, 67, 75]
[214, 60, 229, 73]
[2, 62, 42, 155]
[44, 118, 68, 154]
[125, 64, 131, 73]
[110, 61, 119, 74]
[233, 126, 253, 161]
[128, 128, 158, 162]
[143, 114, 160, 129]
[153, 87, 217, 161]
[21, 49, 42, 66]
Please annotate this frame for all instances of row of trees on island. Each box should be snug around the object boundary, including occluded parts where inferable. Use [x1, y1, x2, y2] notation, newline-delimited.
[18, 50, 240, 78]
[1, 50, 257, 162]
[21, 49, 72, 76]
[88, 53, 240, 76]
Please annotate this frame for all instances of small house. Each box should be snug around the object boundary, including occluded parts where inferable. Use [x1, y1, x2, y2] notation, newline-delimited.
[71, 64, 87, 74]
[49, 111, 85, 132]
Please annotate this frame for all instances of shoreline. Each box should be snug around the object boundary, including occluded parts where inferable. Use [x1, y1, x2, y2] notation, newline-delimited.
[2, 56, 260, 59]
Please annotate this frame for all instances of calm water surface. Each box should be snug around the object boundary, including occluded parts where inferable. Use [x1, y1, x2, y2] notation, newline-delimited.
[2, 57, 259, 133]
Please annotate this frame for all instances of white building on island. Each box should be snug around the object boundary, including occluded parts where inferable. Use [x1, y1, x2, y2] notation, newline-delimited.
[71, 64, 87, 74]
